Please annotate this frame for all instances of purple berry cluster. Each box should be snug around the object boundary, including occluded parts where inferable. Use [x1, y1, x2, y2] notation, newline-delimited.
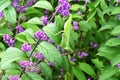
[12, 0, 26, 13]
[73, 21, 79, 30]
[34, 53, 44, 59]
[78, 52, 88, 58]
[0, 11, 4, 20]
[21, 43, 32, 52]
[56, 0, 71, 17]
[27, 0, 36, 7]
[3, 34, 15, 46]
[8, 75, 21, 80]
[19, 60, 32, 67]
[16, 25, 24, 33]
[34, 30, 48, 41]
[41, 16, 48, 25]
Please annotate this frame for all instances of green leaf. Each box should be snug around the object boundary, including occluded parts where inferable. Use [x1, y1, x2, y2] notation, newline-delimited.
[21, 22, 40, 32]
[79, 62, 96, 77]
[1, 47, 25, 69]
[111, 25, 120, 36]
[33, 1, 54, 11]
[91, 58, 104, 70]
[16, 29, 35, 44]
[27, 17, 42, 25]
[39, 62, 52, 79]
[70, 4, 86, 12]
[111, 53, 120, 66]
[105, 38, 120, 46]
[37, 41, 63, 65]
[97, 46, 120, 60]
[87, 10, 96, 22]
[98, 67, 119, 80]
[27, 72, 44, 80]
[111, 7, 120, 15]
[3, 6, 17, 24]
[63, 14, 72, 51]
[0, 0, 11, 11]
[43, 23, 62, 44]
[62, 56, 70, 71]
[79, 21, 91, 32]
[0, 28, 13, 35]
[72, 66, 87, 80]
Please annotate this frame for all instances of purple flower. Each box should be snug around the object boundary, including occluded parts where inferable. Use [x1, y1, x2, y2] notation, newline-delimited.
[70, 57, 76, 62]
[88, 78, 91, 80]
[73, 21, 78, 26]
[48, 39, 54, 44]
[56, 0, 71, 17]
[8, 23, 13, 31]
[73, 21, 79, 30]
[78, 52, 88, 58]
[27, 0, 36, 6]
[3, 34, 15, 46]
[21, 43, 32, 52]
[8, 75, 21, 80]
[13, 0, 19, 3]
[77, 11, 82, 15]
[19, 60, 32, 67]
[0, 11, 4, 20]
[90, 42, 98, 48]
[16, 25, 24, 33]
[73, 25, 79, 30]
[34, 53, 44, 59]
[48, 62, 54, 67]
[34, 30, 48, 41]
[17, 6, 26, 14]
[117, 63, 120, 68]
[41, 16, 48, 25]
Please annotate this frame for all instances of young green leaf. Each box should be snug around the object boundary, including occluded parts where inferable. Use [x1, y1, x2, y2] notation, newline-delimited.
[33, 1, 54, 11]
[27, 17, 42, 25]
[39, 62, 52, 79]
[105, 38, 120, 46]
[27, 72, 44, 80]
[0, 0, 11, 11]
[43, 23, 62, 44]
[72, 66, 87, 80]
[3, 6, 17, 24]
[79, 62, 96, 77]
[1, 47, 25, 69]
[37, 41, 63, 65]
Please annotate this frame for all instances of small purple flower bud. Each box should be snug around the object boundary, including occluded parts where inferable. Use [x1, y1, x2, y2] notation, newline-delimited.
[8, 23, 13, 31]
[0, 11, 4, 20]
[81, 52, 88, 57]
[93, 44, 98, 48]
[77, 11, 82, 15]
[78, 52, 88, 58]
[48, 39, 54, 44]
[73, 25, 79, 30]
[34, 53, 44, 59]
[13, 0, 19, 3]
[12, 2, 19, 8]
[21, 43, 32, 52]
[70, 57, 76, 62]
[73, 21, 78, 26]
[48, 62, 54, 67]
[117, 63, 120, 68]
[17, 6, 26, 14]
[27, 0, 36, 6]
[44, 10, 49, 14]
[8, 75, 21, 80]
[16, 25, 24, 33]
[88, 78, 91, 80]
[41, 16, 48, 25]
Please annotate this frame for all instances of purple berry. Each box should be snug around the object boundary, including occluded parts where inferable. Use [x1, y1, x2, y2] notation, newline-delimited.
[34, 53, 44, 59]
[21, 43, 32, 52]
[16, 25, 24, 33]
[8, 75, 21, 80]
[41, 16, 48, 25]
